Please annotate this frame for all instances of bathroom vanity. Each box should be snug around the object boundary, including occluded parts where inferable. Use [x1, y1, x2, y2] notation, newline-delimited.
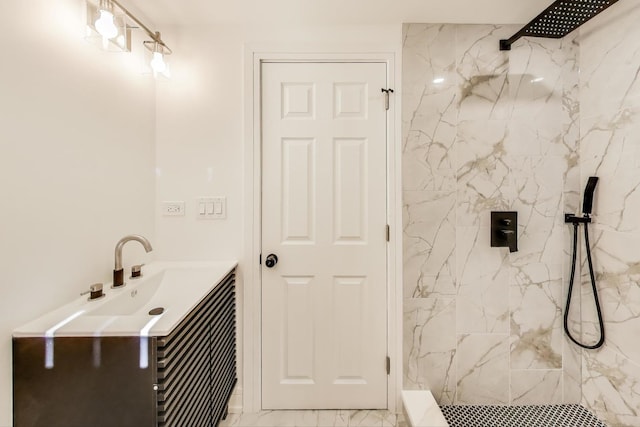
[13, 261, 237, 427]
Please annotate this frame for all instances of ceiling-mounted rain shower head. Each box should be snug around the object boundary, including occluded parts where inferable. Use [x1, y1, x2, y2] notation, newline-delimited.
[500, 0, 620, 51]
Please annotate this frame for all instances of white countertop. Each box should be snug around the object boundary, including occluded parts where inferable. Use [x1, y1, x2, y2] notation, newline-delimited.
[13, 260, 237, 338]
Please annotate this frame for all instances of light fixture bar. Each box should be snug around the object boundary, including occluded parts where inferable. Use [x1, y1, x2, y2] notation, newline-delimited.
[109, 0, 172, 55]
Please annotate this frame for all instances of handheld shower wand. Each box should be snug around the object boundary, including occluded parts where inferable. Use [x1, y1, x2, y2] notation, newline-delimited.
[582, 176, 599, 216]
[564, 177, 605, 349]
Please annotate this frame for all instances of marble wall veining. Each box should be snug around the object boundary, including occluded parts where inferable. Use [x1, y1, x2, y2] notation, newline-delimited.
[402, 23, 581, 405]
[578, 1, 640, 426]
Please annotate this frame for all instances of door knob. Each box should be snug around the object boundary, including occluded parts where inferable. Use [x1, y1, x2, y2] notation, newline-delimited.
[265, 254, 278, 268]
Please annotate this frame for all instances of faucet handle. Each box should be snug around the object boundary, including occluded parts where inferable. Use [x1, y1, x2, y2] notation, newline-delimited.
[81, 283, 104, 300]
[131, 264, 144, 279]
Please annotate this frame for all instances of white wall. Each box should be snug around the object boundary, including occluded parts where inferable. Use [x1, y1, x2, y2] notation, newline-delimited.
[154, 22, 402, 408]
[0, 1, 156, 424]
[0, 3, 401, 420]
[155, 23, 401, 261]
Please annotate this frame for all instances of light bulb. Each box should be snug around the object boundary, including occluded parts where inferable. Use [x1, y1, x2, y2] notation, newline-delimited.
[150, 51, 167, 76]
[95, 10, 118, 40]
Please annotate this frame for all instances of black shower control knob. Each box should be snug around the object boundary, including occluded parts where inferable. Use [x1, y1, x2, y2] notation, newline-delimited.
[265, 254, 278, 268]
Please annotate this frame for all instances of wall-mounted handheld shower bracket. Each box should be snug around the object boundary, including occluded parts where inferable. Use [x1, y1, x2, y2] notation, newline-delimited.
[491, 211, 518, 253]
[564, 213, 591, 224]
[563, 176, 605, 350]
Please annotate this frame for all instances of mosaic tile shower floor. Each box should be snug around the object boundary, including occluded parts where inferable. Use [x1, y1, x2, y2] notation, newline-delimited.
[440, 404, 606, 427]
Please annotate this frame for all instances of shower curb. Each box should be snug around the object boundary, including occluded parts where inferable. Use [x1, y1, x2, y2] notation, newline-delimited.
[402, 390, 449, 427]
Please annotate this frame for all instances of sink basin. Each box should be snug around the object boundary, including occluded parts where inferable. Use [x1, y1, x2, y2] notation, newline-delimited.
[12, 261, 237, 337]
[88, 271, 165, 316]
[88, 268, 219, 317]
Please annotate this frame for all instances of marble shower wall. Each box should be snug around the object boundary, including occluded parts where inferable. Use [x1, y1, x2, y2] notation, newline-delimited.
[578, 2, 640, 426]
[402, 24, 581, 405]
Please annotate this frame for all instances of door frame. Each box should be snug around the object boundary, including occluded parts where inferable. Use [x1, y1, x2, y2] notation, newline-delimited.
[243, 46, 402, 413]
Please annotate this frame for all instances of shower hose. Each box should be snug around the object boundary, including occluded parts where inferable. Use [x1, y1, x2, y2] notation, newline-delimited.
[563, 221, 605, 349]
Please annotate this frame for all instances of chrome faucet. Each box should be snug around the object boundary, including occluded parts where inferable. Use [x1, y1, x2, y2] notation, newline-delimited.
[113, 235, 153, 288]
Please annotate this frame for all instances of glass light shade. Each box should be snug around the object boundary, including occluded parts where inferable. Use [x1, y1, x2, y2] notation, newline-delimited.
[150, 51, 167, 75]
[95, 10, 118, 39]
[85, 1, 131, 52]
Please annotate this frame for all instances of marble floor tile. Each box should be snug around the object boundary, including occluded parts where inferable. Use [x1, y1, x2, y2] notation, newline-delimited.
[219, 410, 397, 427]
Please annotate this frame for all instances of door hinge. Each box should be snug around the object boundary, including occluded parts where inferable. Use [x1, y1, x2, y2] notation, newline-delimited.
[381, 88, 394, 111]
[386, 224, 390, 242]
[259, 253, 262, 265]
[386, 356, 390, 375]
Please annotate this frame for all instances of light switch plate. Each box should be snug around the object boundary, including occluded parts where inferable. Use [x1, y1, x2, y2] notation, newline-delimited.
[162, 201, 185, 216]
[196, 197, 226, 219]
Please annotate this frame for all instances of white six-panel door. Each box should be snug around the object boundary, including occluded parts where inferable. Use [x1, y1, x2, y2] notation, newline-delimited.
[261, 62, 388, 409]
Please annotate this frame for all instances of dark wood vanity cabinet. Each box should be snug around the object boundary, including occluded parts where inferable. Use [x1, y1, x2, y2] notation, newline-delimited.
[13, 270, 236, 427]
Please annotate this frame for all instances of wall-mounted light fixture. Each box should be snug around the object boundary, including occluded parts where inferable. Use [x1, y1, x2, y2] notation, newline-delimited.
[86, 0, 131, 51]
[86, 0, 172, 77]
[144, 38, 171, 78]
